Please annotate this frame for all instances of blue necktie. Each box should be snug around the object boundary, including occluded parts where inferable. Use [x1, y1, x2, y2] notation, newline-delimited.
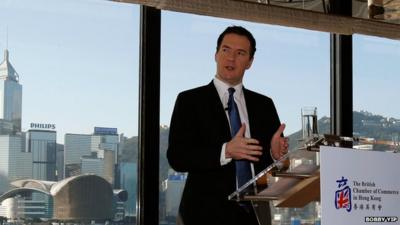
[227, 88, 252, 189]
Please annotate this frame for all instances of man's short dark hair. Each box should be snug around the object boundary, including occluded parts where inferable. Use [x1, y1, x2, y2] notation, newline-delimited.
[216, 26, 256, 59]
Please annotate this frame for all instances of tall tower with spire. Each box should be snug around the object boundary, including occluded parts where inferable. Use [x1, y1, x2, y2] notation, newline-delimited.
[0, 49, 22, 133]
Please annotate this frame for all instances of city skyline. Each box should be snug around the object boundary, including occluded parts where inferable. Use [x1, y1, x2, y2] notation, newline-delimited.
[0, 0, 139, 144]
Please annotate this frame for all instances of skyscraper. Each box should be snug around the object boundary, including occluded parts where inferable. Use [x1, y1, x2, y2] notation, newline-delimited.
[0, 50, 22, 134]
[0, 50, 28, 194]
[27, 129, 57, 181]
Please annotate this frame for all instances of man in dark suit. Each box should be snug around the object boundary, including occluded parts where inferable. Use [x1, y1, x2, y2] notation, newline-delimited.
[167, 26, 288, 225]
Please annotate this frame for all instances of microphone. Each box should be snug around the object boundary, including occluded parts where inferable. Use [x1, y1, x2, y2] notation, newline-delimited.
[224, 106, 230, 111]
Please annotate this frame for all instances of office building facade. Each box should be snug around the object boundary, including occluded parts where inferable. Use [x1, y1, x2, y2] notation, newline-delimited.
[64, 134, 91, 165]
[64, 128, 119, 185]
[64, 134, 91, 177]
[81, 156, 104, 177]
[27, 129, 57, 181]
[119, 162, 137, 217]
[161, 170, 186, 222]
[0, 134, 31, 193]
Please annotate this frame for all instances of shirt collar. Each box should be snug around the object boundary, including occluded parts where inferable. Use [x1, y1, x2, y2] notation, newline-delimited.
[213, 76, 243, 98]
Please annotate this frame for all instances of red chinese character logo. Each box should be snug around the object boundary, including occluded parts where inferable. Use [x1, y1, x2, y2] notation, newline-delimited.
[335, 176, 352, 212]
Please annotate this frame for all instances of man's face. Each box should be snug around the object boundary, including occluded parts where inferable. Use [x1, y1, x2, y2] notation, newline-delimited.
[215, 33, 253, 86]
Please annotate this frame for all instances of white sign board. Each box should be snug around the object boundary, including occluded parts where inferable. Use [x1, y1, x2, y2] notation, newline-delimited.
[320, 146, 400, 224]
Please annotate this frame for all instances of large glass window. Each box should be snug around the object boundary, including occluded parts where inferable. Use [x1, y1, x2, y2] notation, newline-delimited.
[160, 11, 329, 225]
[0, 0, 139, 223]
[353, 35, 400, 151]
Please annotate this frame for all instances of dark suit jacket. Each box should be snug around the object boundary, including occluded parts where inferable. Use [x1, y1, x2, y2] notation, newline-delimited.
[167, 81, 281, 225]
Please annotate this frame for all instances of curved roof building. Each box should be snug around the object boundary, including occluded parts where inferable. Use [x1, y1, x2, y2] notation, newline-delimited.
[0, 174, 120, 221]
[52, 175, 113, 220]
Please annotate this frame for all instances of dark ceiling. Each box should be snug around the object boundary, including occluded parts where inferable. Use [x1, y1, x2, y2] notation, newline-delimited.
[114, 0, 400, 39]
[252, 0, 400, 25]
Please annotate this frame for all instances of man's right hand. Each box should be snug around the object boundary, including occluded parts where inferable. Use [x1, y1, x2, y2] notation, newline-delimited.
[225, 123, 263, 161]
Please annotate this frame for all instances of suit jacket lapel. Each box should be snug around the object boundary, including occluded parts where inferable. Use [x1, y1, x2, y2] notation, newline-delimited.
[206, 81, 231, 140]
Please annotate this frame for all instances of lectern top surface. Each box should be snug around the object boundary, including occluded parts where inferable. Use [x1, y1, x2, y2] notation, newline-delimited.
[228, 149, 320, 201]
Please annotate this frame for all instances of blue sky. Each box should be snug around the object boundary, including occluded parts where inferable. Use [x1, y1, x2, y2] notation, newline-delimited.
[0, 0, 399, 143]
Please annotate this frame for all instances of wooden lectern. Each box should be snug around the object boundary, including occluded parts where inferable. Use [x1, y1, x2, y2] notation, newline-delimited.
[228, 149, 320, 225]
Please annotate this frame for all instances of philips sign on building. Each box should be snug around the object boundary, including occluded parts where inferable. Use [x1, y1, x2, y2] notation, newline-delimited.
[30, 123, 56, 130]
[27, 123, 57, 181]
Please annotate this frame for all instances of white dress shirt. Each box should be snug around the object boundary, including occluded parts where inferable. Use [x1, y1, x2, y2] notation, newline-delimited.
[213, 77, 254, 174]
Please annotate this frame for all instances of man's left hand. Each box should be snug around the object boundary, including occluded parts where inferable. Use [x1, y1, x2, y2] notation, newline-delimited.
[271, 123, 289, 160]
